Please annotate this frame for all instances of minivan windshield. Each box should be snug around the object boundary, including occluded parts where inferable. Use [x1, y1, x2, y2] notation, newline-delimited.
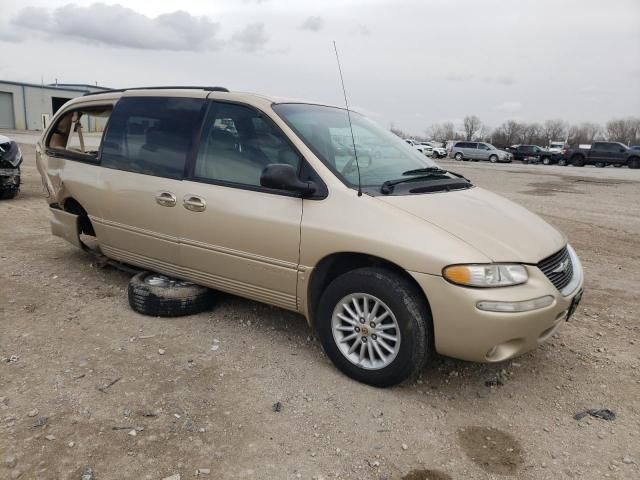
[273, 103, 438, 187]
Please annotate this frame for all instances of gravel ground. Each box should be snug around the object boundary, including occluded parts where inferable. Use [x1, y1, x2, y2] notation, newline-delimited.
[1, 138, 639, 480]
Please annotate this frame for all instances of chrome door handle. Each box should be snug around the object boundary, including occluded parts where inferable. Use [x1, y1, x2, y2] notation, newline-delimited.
[183, 195, 206, 212]
[155, 191, 177, 207]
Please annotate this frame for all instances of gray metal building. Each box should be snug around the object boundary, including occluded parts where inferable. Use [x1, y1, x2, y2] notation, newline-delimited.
[0, 80, 111, 130]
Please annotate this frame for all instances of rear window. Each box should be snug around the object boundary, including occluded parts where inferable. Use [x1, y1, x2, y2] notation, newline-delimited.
[101, 97, 205, 178]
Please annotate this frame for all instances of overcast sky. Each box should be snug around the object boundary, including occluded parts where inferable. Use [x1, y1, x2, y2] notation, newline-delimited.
[0, 0, 638, 135]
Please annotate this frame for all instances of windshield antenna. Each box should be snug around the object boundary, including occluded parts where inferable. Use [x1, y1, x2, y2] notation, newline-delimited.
[333, 40, 362, 197]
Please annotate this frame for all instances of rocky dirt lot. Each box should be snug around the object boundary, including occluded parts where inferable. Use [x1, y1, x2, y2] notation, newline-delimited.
[1, 140, 639, 480]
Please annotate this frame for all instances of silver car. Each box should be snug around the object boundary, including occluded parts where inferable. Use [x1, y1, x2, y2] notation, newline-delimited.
[450, 141, 512, 163]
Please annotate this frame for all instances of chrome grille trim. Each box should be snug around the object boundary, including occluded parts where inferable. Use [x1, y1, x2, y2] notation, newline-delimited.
[537, 246, 573, 291]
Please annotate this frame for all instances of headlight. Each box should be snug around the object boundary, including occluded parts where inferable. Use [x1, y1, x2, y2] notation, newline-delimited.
[443, 264, 528, 287]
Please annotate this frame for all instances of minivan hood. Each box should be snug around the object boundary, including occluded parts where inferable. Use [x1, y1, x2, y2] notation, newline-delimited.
[377, 187, 566, 263]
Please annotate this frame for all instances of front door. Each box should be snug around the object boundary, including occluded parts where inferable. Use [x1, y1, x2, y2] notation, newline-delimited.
[589, 143, 608, 164]
[176, 101, 304, 311]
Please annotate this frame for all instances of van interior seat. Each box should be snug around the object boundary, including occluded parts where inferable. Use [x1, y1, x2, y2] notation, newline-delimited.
[196, 129, 263, 185]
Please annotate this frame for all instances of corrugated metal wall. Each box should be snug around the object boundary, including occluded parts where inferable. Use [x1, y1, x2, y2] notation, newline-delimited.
[0, 92, 15, 129]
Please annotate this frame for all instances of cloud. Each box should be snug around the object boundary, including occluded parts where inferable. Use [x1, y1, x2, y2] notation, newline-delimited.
[8, 3, 220, 51]
[445, 72, 474, 82]
[484, 75, 514, 85]
[351, 24, 371, 36]
[494, 101, 522, 114]
[232, 22, 268, 52]
[300, 16, 324, 32]
[13, 6, 51, 30]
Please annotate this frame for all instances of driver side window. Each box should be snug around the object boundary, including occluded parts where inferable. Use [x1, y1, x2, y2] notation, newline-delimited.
[194, 102, 301, 187]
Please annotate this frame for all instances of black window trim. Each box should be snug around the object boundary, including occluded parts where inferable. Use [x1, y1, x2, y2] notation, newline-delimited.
[45, 104, 115, 165]
[184, 98, 327, 200]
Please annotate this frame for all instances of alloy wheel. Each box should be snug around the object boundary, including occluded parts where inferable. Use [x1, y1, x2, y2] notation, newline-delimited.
[331, 293, 401, 370]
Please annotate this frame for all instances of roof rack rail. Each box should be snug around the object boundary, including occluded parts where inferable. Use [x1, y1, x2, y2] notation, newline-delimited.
[83, 86, 229, 97]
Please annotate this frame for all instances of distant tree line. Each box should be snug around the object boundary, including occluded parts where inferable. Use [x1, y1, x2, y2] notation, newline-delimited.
[392, 116, 640, 148]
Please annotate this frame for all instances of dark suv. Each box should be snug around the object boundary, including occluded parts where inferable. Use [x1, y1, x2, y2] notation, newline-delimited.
[562, 142, 640, 168]
[505, 145, 556, 164]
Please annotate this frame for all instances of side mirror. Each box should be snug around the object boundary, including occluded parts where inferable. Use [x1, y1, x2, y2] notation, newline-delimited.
[260, 163, 317, 196]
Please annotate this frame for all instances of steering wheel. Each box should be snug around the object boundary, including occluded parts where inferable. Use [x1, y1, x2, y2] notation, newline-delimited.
[341, 152, 372, 176]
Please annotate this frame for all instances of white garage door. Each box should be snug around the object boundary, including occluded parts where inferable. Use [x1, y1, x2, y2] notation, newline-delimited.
[0, 92, 15, 129]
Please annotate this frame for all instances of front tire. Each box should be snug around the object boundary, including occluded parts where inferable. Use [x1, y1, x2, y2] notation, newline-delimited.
[489, 154, 498, 163]
[0, 188, 19, 200]
[317, 268, 431, 387]
[557, 158, 567, 166]
[542, 157, 551, 165]
[572, 156, 585, 167]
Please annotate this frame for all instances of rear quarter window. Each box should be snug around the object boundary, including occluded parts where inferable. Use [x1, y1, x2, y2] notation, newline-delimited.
[101, 97, 205, 178]
[46, 106, 112, 160]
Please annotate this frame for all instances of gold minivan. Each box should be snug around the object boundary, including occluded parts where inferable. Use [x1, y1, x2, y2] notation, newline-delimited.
[36, 87, 584, 387]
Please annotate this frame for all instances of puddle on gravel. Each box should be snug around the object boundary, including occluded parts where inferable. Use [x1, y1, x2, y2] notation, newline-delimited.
[457, 426, 524, 475]
[520, 175, 637, 196]
[401, 469, 452, 480]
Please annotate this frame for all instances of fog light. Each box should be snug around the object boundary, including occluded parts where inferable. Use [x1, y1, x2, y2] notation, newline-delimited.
[476, 295, 554, 313]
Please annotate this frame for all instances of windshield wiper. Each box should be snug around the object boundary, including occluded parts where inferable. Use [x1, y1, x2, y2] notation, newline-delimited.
[380, 168, 470, 194]
[401, 167, 448, 176]
[381, 172, 449, 194]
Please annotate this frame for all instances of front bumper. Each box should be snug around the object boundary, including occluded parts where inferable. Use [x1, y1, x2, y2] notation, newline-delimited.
[410, 262, 584, 363]
[0, 168, 21, 191]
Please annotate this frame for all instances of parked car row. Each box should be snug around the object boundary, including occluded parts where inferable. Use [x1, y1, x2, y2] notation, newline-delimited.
[439, 140, 640, 169]
[404, 138, 447, 158]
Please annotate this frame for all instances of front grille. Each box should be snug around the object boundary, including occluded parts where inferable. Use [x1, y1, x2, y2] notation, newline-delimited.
[537, 247, 573, 291]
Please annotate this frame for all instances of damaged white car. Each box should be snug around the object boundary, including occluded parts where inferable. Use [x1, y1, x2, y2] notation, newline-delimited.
[0, 134, 22, 199]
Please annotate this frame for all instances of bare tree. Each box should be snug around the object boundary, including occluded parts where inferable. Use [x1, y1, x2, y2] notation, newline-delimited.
[463, 115, 482, 141]
[477, 124, 492, 142]
[542, 119, 567, 146]
[390, 123, 408, 139]
[426, 122, 458, 142]
[426, 123, 444, 142]
[521, 122, 542, 144]
[568, 122, 602, 145]
[492, 120, 524, 147]
[606, 117, 640, 145]
[441, 122, 459, 141]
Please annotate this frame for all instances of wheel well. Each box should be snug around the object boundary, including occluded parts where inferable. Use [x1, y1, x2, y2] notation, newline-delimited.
[62, 197, 95, 236]
[306, 252, 430, 330]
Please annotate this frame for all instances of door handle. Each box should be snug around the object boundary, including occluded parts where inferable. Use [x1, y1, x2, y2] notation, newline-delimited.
[155, 191, 177, 207]
[183, 195, 206, 212]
